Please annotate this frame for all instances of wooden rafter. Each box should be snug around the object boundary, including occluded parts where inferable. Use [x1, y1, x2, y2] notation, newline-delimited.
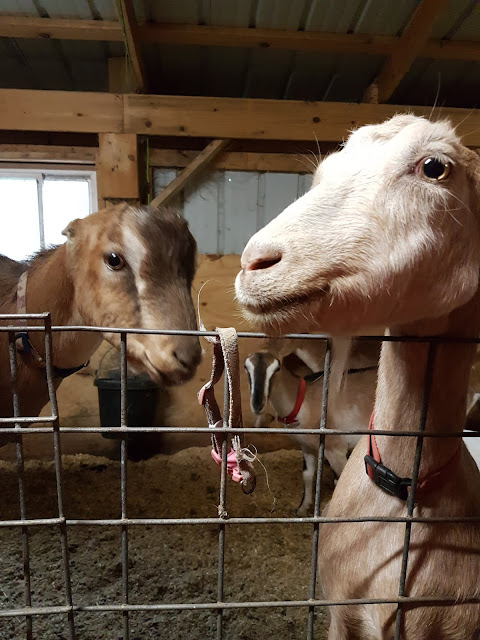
[1, 90, 480, 146]
[0, 17, 480, 63]
[0, 16, 122, 41]
[150, 139, 230, 207]
[367, 0, 450, 102]
[115, 0, 148, 93]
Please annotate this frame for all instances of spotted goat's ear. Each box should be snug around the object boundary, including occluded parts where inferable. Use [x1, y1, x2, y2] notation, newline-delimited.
[62, 219, 80, 241]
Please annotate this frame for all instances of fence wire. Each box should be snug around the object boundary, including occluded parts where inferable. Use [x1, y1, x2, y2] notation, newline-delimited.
[0, 313, 479, 640]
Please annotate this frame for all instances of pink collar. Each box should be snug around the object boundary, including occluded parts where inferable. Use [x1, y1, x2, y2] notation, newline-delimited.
[278, 377, 307, 425]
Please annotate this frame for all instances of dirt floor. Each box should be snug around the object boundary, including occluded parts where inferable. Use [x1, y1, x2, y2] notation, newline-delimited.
[0, 446, 335, 640]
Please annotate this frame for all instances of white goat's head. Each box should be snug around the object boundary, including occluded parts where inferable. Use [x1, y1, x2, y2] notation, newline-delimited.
[236, 115, 480, 334]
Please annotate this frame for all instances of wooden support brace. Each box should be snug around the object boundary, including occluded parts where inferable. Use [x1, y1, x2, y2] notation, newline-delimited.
[363, 83, 379, 105]
[365, 0, 449, 102]
[151, 139, 230, 208]
[116, 0, 148, 93]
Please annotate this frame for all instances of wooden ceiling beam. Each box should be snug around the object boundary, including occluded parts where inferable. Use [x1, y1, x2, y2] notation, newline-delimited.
[0, 16, 123, 41]
[1, 90, 480, 146]
[367, 0, 450, 102]
[0, 144, 96, 163]
[139, 24, 395, 55]
[1, 17, 480, 62]
[116, 0, 148, 92]
[422, 38, 480, 61]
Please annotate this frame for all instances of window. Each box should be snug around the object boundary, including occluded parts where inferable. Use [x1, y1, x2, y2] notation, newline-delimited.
[0, 169, 96, 261]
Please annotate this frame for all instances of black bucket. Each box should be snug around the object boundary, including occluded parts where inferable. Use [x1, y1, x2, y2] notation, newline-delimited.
[94, 373, 159, 439]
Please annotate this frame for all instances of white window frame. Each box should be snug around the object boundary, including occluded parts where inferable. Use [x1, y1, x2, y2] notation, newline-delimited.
[0, 168, 97, 251]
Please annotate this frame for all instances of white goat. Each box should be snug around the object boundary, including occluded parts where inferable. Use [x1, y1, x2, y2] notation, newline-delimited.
[236, 115, 480, 640]
[244, 349, 377, 514]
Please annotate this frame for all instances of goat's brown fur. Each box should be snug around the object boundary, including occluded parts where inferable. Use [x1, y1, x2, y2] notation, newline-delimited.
[0, 203, 201, 424]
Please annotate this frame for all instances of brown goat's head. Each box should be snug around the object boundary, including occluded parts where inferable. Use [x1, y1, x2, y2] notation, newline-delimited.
[236, 115, 480, 335]
[63, 204, 201, 385]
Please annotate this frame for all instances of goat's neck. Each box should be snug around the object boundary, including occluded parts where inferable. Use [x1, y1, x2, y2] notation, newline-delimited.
[25, 245, 101, 368]
[270, 368, 302, 418]
[374, 285, 480, 478]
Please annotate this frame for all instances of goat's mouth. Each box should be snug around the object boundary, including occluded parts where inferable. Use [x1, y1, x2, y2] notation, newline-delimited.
[121, 350, 196, 387]
[102, 333, 197, 386]
[239, 285, 331, 323]
[143, 352, 195, 387]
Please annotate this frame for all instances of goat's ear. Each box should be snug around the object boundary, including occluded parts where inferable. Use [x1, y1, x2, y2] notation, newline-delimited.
[62, 218, 80, 242]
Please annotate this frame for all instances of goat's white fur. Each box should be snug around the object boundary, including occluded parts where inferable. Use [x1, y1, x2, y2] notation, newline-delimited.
[245, 344, 377, 514]
[236, 115, 480, 640]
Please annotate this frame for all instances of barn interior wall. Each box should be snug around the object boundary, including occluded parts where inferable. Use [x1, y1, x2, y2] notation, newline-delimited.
[153, 167, 313, 253]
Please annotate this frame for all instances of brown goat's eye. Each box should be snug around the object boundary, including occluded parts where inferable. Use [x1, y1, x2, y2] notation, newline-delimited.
[417, 157, 451, 182]
[104, 252, 125, 271]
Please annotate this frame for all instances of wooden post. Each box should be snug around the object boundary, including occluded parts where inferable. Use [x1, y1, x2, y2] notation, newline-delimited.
[95, 56, 148, 209]
[96, 133, 145, 209]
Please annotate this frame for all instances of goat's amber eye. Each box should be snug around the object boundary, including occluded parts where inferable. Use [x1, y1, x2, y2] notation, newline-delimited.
[104, 252, 125, 271]
[417, 157, 451, 182]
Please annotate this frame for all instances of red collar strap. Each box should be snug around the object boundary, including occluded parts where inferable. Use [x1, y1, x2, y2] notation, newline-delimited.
[365, 413, 462, 502]
[278, 366, 376, 427]
[278, 377, 307, 425]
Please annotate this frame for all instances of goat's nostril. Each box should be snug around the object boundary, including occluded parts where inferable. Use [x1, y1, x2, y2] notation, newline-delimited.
[247, 254, 282, 272]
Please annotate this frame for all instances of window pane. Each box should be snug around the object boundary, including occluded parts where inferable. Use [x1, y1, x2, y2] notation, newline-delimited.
[0, 178, 40, 261]
[42, 179, 91, 247]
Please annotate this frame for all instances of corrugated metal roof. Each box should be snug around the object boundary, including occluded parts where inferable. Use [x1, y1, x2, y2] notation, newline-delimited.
[0, 0, 478, 108]
[393, 57, 480, 109]
[430, 0, 480, 39]
[0, 0, 117, 19]
[0, 0, 37, 17]
[304, 0, 419, 35]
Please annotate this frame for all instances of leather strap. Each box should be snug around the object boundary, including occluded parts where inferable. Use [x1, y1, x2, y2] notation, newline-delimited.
[198, 327, 256, 494]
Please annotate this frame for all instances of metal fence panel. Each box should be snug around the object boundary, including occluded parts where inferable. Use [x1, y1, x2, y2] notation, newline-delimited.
[0, 314, 478, 639]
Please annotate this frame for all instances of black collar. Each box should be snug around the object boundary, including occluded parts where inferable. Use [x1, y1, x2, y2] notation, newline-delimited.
[15, 332, 89, 380]
[303, 364, 377, 385]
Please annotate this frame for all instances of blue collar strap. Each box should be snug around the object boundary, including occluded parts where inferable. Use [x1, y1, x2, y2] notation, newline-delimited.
[15, 331, 89, 379]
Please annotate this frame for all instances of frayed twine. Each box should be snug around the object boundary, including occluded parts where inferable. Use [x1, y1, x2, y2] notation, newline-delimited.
[232, 438, 276, 513]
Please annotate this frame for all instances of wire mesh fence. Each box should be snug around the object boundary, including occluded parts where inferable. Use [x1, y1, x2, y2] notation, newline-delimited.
[0, 313, 479, 640]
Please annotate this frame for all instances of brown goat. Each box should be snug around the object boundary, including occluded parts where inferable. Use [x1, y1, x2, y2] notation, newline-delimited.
[0, 203, 201, 424]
